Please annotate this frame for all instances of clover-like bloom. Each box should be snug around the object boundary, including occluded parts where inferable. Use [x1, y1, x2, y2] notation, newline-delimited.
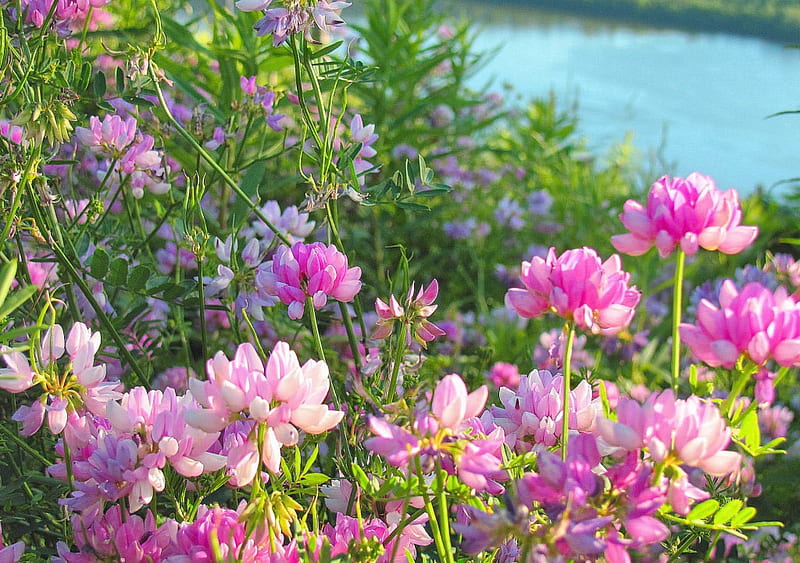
[679, 280, 800, 369]
[365, 373, 504, 493]
[485, 369, 597, 453]
[505, 247, 641, 336]
[236, 0, 351, 47]
[1, 323, 119, 436]
[185, 341, 343, 485]
[611, 172, 758, 258]
[372, 279, 447, 347]
[597, 389, 741, 478]
[258, 242, 362, 320]
[75, 115, 138, 157]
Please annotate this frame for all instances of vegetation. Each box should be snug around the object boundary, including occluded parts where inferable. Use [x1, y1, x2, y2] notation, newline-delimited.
[479, 0, 800, 43]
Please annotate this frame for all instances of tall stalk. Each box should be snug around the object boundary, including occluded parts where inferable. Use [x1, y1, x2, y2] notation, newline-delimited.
[561, 321, 576, 461]
[671, 250, 686, 391]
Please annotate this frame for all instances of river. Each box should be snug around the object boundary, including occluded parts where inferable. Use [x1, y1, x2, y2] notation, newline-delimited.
[457, 2, 800, 194]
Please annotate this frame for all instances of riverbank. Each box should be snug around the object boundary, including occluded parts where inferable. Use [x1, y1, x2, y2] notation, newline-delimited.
[473, 0, 800, 44]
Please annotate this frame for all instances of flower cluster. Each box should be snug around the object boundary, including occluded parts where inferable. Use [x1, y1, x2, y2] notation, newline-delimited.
[680, 279, 800, 369]
[258, 241, 362, 319]
[456, 434, 669, 562]
[505, 246, 641, 336]
[597, 388, 741, 513]
[365, 373, 505, 493]
[185, 341, 344, 485]
[484, 369, 598, 452]
[1, 323, 119, 436]
[235, 0, 351, 46]
[75, 114, 169, 198]
[612, 172, 758, 258]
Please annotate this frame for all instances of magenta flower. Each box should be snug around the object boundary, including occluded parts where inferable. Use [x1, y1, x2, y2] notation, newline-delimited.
[486, 369, 597, 453]
[258, 242, 362, 320]
[164, 502, 298, 562]
[372, 280, 447, 347]
[680, 280, 800, 369]
[505, 247, 641, 336]
[366, 374, 504, 493]
[611, 172, 758, 258]
[322, 512, 431, 563]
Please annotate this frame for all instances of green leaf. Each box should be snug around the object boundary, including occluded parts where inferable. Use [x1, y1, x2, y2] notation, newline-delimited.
[0, 285, 37, 319]
[93, 70, 107, 99]
[115, 66, 126, 93]
[127, 265, 150, 292]
[739, 409, 761, 449]
[300, 473, 330, 486]
[90, 248, 110, 279]
[730, 506, 757, 528]
[107, 257, 128, 286]
[0, 260, 18, 305]
[687, 498, 719, 522]
[713, 499, 743, 525]
[310, 40, 344, 59]
[350, 463, 370, 492]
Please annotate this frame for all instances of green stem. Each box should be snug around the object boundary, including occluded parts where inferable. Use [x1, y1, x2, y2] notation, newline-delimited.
[721, 363, 758, 419]
[414, 457, 448, 562]
[306, 296, 343, 410]
[384, 326, 407, 404]
[435, 463, 455, 563]
[671, 250, 686, 390]
[561, 321, 575, 461]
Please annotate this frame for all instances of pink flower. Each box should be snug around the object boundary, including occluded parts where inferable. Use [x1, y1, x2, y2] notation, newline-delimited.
[372, 280, 447, 347]
[486, 369, 597, 452]
[611, 172, 758, 258]
[0, 350, 36, 393]
[679, 280, 800, 369]
[258, 242, 362, 320]
[186, 341, 343, 485]
[75, 115, 137, 156]
[505, 247, 641, 336]
[431, 373, 488, 430]
[597, 389, 741, 478]
[3, 323, 118, 436]
[488, 362, 520, 388]
[366, 374, 504, 493]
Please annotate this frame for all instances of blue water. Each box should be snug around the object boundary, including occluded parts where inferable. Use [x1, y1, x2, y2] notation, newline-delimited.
[462, 3, 800, 194]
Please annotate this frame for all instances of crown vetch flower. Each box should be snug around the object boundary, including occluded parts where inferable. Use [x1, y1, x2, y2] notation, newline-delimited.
[258, 242, 362, 320]
[505, 247, 641, 336]
[372, 280, 447, 347]
[185, 341, 344, 485]
[1, 323, 119, 436]
[236, 0, 351, 47]
[611, 172, 758, 258]
[596, 389, 741, 478]
[485, 369, 597, 453]
[365, 374, 504, 493]
[679, 280, 800, 369]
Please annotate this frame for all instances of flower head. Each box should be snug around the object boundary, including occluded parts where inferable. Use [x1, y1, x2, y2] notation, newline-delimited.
[679, 280, 800, 369]
[258, 242, 362, 320]
[372, 279, 447, 347]
[505, 247, 641, 336]
[611, 172, 758, 258]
